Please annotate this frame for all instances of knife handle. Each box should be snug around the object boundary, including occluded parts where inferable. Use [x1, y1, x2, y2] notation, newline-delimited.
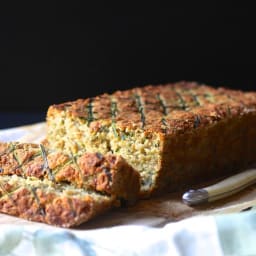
[182, 168, 256, 206]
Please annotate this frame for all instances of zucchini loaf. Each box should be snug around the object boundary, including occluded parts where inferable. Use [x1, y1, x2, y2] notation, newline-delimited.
[0, 175, 116, 227]
[0, 142, 140, 227]
[0, 142, 140, 203]
[46, 81, 256, 196]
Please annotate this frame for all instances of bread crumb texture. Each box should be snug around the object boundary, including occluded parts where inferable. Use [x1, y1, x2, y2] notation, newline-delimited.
[46, 81, 256, 196]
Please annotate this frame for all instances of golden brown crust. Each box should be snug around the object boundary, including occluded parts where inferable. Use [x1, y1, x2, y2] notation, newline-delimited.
[0, 142, 140, 203]
[46, 81, 256, 197]
[47, 81, 256, 135]
[155, 111, 256, 193]
[0, 175, 115, 227]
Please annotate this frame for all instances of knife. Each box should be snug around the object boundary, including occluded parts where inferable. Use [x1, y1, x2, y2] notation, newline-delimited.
[182, 168, 256, 206]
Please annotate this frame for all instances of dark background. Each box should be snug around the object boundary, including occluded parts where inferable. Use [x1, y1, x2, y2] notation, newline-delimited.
[1, 2, 256, 128]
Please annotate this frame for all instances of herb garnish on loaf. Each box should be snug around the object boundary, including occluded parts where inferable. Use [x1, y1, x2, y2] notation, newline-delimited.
[0, 174, 115, 227]
[0, 142, 140, 227]
[46, 81, 256, 196]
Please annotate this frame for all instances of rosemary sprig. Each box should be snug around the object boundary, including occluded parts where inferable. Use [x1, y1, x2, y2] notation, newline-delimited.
[203, 93, 214, 103]
[0, 180, 16, 205]
[157, 94, 168, 116]
[31, 186, 46, 216]
[193, 115, 201, 128]
[70, 151, 85, 186]
[12, 145, 28, 178]
[39, 144, 55, 182]
[87, 98, 94, 125]
[175, 90, 187, 110]
[191, 93, 200, 106]
[135, 94, 146, 128]
[157, 94, 168, 131]
[0, 143, 16, 157]
[111, 99, 118, 137]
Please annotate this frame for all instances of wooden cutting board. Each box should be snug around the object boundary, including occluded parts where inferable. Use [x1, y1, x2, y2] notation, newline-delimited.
[0, 122, 256, 230]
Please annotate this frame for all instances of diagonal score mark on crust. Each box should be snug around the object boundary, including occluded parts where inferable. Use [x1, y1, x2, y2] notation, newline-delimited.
[134, 93, 146, 128]
[87, 98, 94, 125]
[69, 150, 86, 187]
[156, 93, 168, 131]
[174, 89, 187, 110]
[45, 81, 256, 198]
[0, 175, 115, 227]
[0, 180, 16, 205]
[39, 144, 55, 182]
[31, 186, 46, 216]
[110, 96, 118, 137]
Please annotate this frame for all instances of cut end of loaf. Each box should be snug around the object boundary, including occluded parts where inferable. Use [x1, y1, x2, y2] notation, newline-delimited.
[46, 113, 162, 196]
[0, 141, 141, 227]
[0, 175, 116, 227]
[0, 142, 140, 203]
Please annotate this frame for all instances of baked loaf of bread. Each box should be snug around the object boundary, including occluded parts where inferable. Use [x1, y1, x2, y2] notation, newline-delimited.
[46, 81, 256, 196]
[0, 175, 115, 227]
[0, 142, 140, 227]
[0, 142, 139, 202]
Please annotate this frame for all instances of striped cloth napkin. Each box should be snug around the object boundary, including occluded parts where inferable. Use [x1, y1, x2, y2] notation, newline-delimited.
[1, 210, 255, 256]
